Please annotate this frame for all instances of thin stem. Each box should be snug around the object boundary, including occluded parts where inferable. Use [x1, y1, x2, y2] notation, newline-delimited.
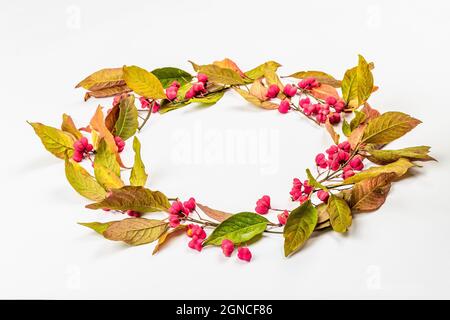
[138, 101, 154, 131]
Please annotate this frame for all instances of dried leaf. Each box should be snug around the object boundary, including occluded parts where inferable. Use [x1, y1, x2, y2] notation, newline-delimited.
[311, 84, 339, 100]
[152, 225, 187, 255]
[249, 79, 268, 101]
[197, 64, 245, 85]
[316, 203, 330, 224]
[286, 70, 341, 87]
[213, 58, 245, 77]
[61, 114, 82, 140]
[122, 65, 166, 99]
[29, 122, 75, 159]
[130, 137, 148, 187]
[362, 112, 421, 144]
[325, 118, 340, 144]
[348, 124, 366, 149]
[283, 200, 318, 257]
[361, 103, 380, 121]
[90, 106, 117, 153]
[203, 212, 268, 246]
[76, 68, 124, 91]
[327, 195, 352, 233]
[350, 173, 395, 211]
[105, 103, 120, 133]
[103, 218, 169, 246]
[344, 158, 415, 184]
[234, 88, 278, 110]
[65, 158, 107, 201]
[197, 203, 232, 222]
[84, 85, 131, 101]
[86, 186, 170, 213]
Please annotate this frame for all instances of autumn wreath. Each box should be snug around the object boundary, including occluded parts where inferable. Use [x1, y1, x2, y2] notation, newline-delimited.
[29, 55, 434, 261]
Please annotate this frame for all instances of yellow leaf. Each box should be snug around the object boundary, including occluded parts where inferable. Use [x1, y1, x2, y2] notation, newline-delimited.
[122, 65, 166, 99]
[103, 218, 169, 246]
[94, 139, 120, 177]
[342, 55, 374, 108]
[29, 122, 75, 159]
[325, 118, 340, 144]
[362, 111, 421, 144]
[245, 61, 281, 80]
[65, 158, 107, 201]
[84, 85, 131, 101]
[286, 70, 341, 87]
[327, 195, 352, 233]
[213, 58, 245, 77]
[94, 163, 124, 190]
[90, 106, 117, 153]
[61, 114, 82, 140]
[343, 158, 415, 184]
[366, 146, 435, 164]
[234, 88, 278, 110]
[130, 136, 148, 187]
[152, 225, 187, 255]
[115, 95, 138, 141]
[197, 64, 245, 85]
[76, 68, 125, 91]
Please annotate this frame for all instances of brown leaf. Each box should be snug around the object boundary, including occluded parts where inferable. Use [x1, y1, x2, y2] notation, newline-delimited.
[197, 203, 232, 222]
[84, 85, 131, 101]
[234, 88, 278, 110]
[348, 124, 367, 149]
[316, 203, 330, 224]
[152, 225, 187, 255]
[105, 103, 120, 133]
[286, 70, 341, 88]
[61, 114, 82, 140]
[361, 103, 380, 122]
[350, 173, 395, 211]
[325, 118, 340, 144]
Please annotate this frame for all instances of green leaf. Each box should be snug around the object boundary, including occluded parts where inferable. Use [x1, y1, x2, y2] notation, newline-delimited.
[94, 163, 124, 190]
[327, 195, 352, 233]
[85, 186, 170, 213]
[203, 212, 268, 246]
[130, 136, 148, 187]
[114, 95, 138, 141]
[151, 67, 193, 87]
[245, 61, 281, 80]
[65, 158, 107, 201]
[366, 146, 435, 164]
[197, 64, 245, 85]
[342, 55, 374, 108]
[122, 65, 166, 99]
[343, 158, 415, 184]
[78, 221, 114, 234]
[283, 201, 318, 257]
[61, 114, 82, 140]
[361, 112, 422, 144]
[190, 91, 225, 105]
[75, 67, 125, 91]
[306, 168, 327, 191]
[342, 119, 351, 137]
[103, 218, 169, 246]
[286, 70, 341, 87]
[350, 173, 395, 211]
[350, 110, 367, 131]
[29, 122, 75, 159]
[94, 139, 120, 177]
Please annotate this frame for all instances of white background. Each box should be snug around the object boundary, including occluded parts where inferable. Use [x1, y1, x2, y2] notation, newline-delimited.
[1, 0, 449, 299]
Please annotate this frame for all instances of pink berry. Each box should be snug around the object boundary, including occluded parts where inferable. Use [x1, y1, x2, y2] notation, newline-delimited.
[328, 158, 340, 171]
[197, 73, 208, 83]
[316, 113, 327, 123]
[166, 86, 178, 100]
[185, 87, 196, 99]
[183, 197, 196, 213]
[349, 156, 364, 171]
[326, 145, 339, 157]
[303, 180, 313, 195]
[237, 247, 252, 262]
[169, 200, 187, 216]
[139, 96, 150, 109]
[299, 194, 309, 203]
[221, 239, 234, 257]
[266, 84, 280, 99]
[290, 178, 303, 201]
[338, 141, 351, 152]
[278, 99, 290, 114]
[126, 210, 141, 217]
[188, 235, 203, 252]
[277, 210, 289, 225]
[315, 153, 328, 169]
[72, 150, 83, 162]
[73, 140, 85, 152]
[337, 150, 350, 163]
[170, 81, 180, 88]
[80, 137, 88, 147]
[193, 82, 206, 94]
[282, 84, 297, 97]
[342, 169, 355, 179]
[325, 96, 337, 105]
[334, 101, 345, 113]
[255, 195, 271, 214]
[187, 224, 206, 240]
[169, 215, 180, 228]
[299, 98, 311, 108]
[85, 143, 93, 152]
[328, 112, 341, 124]
[317, 190, 329, 203]
[114, 136, 125, 152]
[298, 77, 319, 90]
[152, 101, 160, 113]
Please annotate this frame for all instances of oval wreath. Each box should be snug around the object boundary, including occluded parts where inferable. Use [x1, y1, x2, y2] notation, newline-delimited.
[29, 55, 434, 262]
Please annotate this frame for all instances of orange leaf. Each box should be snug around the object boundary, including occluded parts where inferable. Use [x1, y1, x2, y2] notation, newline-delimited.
[249, 79, 268, 101]
[152, 225, 187, 255]
[311, 84, 339, 101]
[325, 119, 340, 144]
[213, 58, 245, 77]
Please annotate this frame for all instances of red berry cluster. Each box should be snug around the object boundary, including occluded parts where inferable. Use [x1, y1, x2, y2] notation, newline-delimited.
[315, 141, 364, 179]
[72, 137, 93, 162]
[184, 73, 208, 99]
[221, 239, 252, 262]
[289, 179, 314, 203]
[168, 197, 196, 228]
[114, 136, 125, 153]
[187, 224, 206, 252]
[139, 96, 160, 113]
[165, 81, 181, 101]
